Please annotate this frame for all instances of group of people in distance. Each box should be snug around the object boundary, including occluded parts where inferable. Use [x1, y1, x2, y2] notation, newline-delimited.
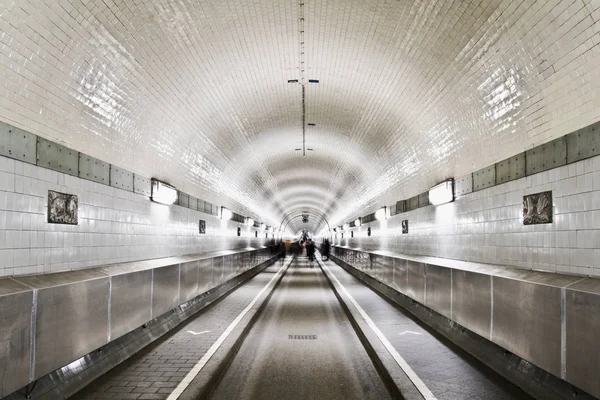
[278, 237, 331, 268]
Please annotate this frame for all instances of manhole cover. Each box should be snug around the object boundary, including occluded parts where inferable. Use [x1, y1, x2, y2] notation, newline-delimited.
[288, 334, 317, 340]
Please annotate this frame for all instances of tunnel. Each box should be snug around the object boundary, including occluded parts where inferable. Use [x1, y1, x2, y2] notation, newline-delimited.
[1, 0, 600, 399]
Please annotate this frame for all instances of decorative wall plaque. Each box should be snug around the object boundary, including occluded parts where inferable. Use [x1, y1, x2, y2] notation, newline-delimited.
[199, 220, 206, 234]
[523, 191, 552, 225]
[402, 220, 409, 234]
[48, 190, 78, 225]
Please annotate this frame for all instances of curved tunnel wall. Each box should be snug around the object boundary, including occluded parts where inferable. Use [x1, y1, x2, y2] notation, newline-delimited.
[0, 151, 273, 278]
[330, 151, 600, 278]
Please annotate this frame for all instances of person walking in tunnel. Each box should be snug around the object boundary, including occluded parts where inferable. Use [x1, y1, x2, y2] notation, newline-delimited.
[321, 238, 330, 261]
[306, 239, 316, 267]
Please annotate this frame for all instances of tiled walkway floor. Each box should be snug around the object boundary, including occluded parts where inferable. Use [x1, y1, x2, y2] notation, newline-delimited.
[74, 263, 284, 400]
[323, 260, 533, 400]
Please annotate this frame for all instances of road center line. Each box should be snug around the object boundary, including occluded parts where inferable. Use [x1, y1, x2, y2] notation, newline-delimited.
[167, 259, 290, 399]
[320, 262, 437, 400]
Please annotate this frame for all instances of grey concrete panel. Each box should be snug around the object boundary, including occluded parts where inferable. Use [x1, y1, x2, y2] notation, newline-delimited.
[34, 276, 109, 379]
[492, 277, 562, 377]
[188, 196, 198, 210]
[392, 258, 408, 294]
[526, 136, 567, 175]
[566, 287, 600, 398]
[0, 282, 33, 398]
[473, 165, 496, 191]
[198, 258, 213, 294]
[406, 261, 425, 304]
[567, 121, 600, 164]
[454, 174, 473, 196]
[198, 199, 205, 212]
[395, 199, 405, 214]
[151, 264, 180, 318]
[424, 264, 451, 318]
[452, 270, 491, 339]
[180, 261, 199, 303]
[406, 195, 419, 211]
[109, 270, 152, 341]
[0, 121, 37, 164]
[78, 154, 109, 185]
[36, 137, 79, 176]
[109, 166, 134, 191]
[418, 192, 430, 208]
[496, 153, 526, 184]
[178, 192, 190, 208]
[133, 174, 151, 196]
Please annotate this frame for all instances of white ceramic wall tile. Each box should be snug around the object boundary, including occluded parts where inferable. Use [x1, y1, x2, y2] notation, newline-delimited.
[0, 155, 273, 276]
[331, 155, 600, 277]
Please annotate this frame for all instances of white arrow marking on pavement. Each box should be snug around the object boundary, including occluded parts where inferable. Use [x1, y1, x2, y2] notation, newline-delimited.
[398, 331, 422, 336]
[187, 330, 210, 335]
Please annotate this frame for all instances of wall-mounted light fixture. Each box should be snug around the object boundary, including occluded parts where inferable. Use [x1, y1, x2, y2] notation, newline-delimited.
[375, 206, 387, 221]
[221, 207, 233, 220]
[343, 223, 349, 231]
[260, 223, 266, 230]
[246, 217, 254, 226]
[151, 179, 177, 205]
[355, 218, 361, 227]
[429, 179, 454, 206]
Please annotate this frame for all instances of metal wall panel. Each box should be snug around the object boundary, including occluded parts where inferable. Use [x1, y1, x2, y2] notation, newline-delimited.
[78, 154, 110, 185]
[33, 275, 110, 379]
[197, 258, 213, 294]
[565, 282, 600, 398]
[473, 165, 496, 191]
[424, 264, 451, 318]
[178, 192, 190, 208]
[452, 270, 491, 339]
[567, 122, 600, 164]
[133, 175, 151, 196]
[180, 261, 199, 303]
[110, 166, 134, 191]
[36, 137, 79, 176]
[406, 195, 419, 211]
[227, 254, 236, 279]
[0, 121, 37, 164]
[381, 256, 394, 286]
[0, 281, 33, 398]
[108, 270, 152, 341]
[406, 261, 425, 303]
[496, 153, 526, 184]
[454, 174, 473, 196]
[232, 253, 242, 276]
[418, 192, 430, 208]
[392, 258, 408, 294]
[492, 277, 562, 377]
[526, 136, 567, 175]
[151, 264, 180, 318]
[212, 256, 224, 285]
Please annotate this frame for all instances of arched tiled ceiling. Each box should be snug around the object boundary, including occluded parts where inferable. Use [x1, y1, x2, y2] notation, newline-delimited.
[1, 0, 599, 235]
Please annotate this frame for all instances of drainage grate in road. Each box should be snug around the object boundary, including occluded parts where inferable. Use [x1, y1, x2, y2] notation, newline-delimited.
[288, 334, 317, 340]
